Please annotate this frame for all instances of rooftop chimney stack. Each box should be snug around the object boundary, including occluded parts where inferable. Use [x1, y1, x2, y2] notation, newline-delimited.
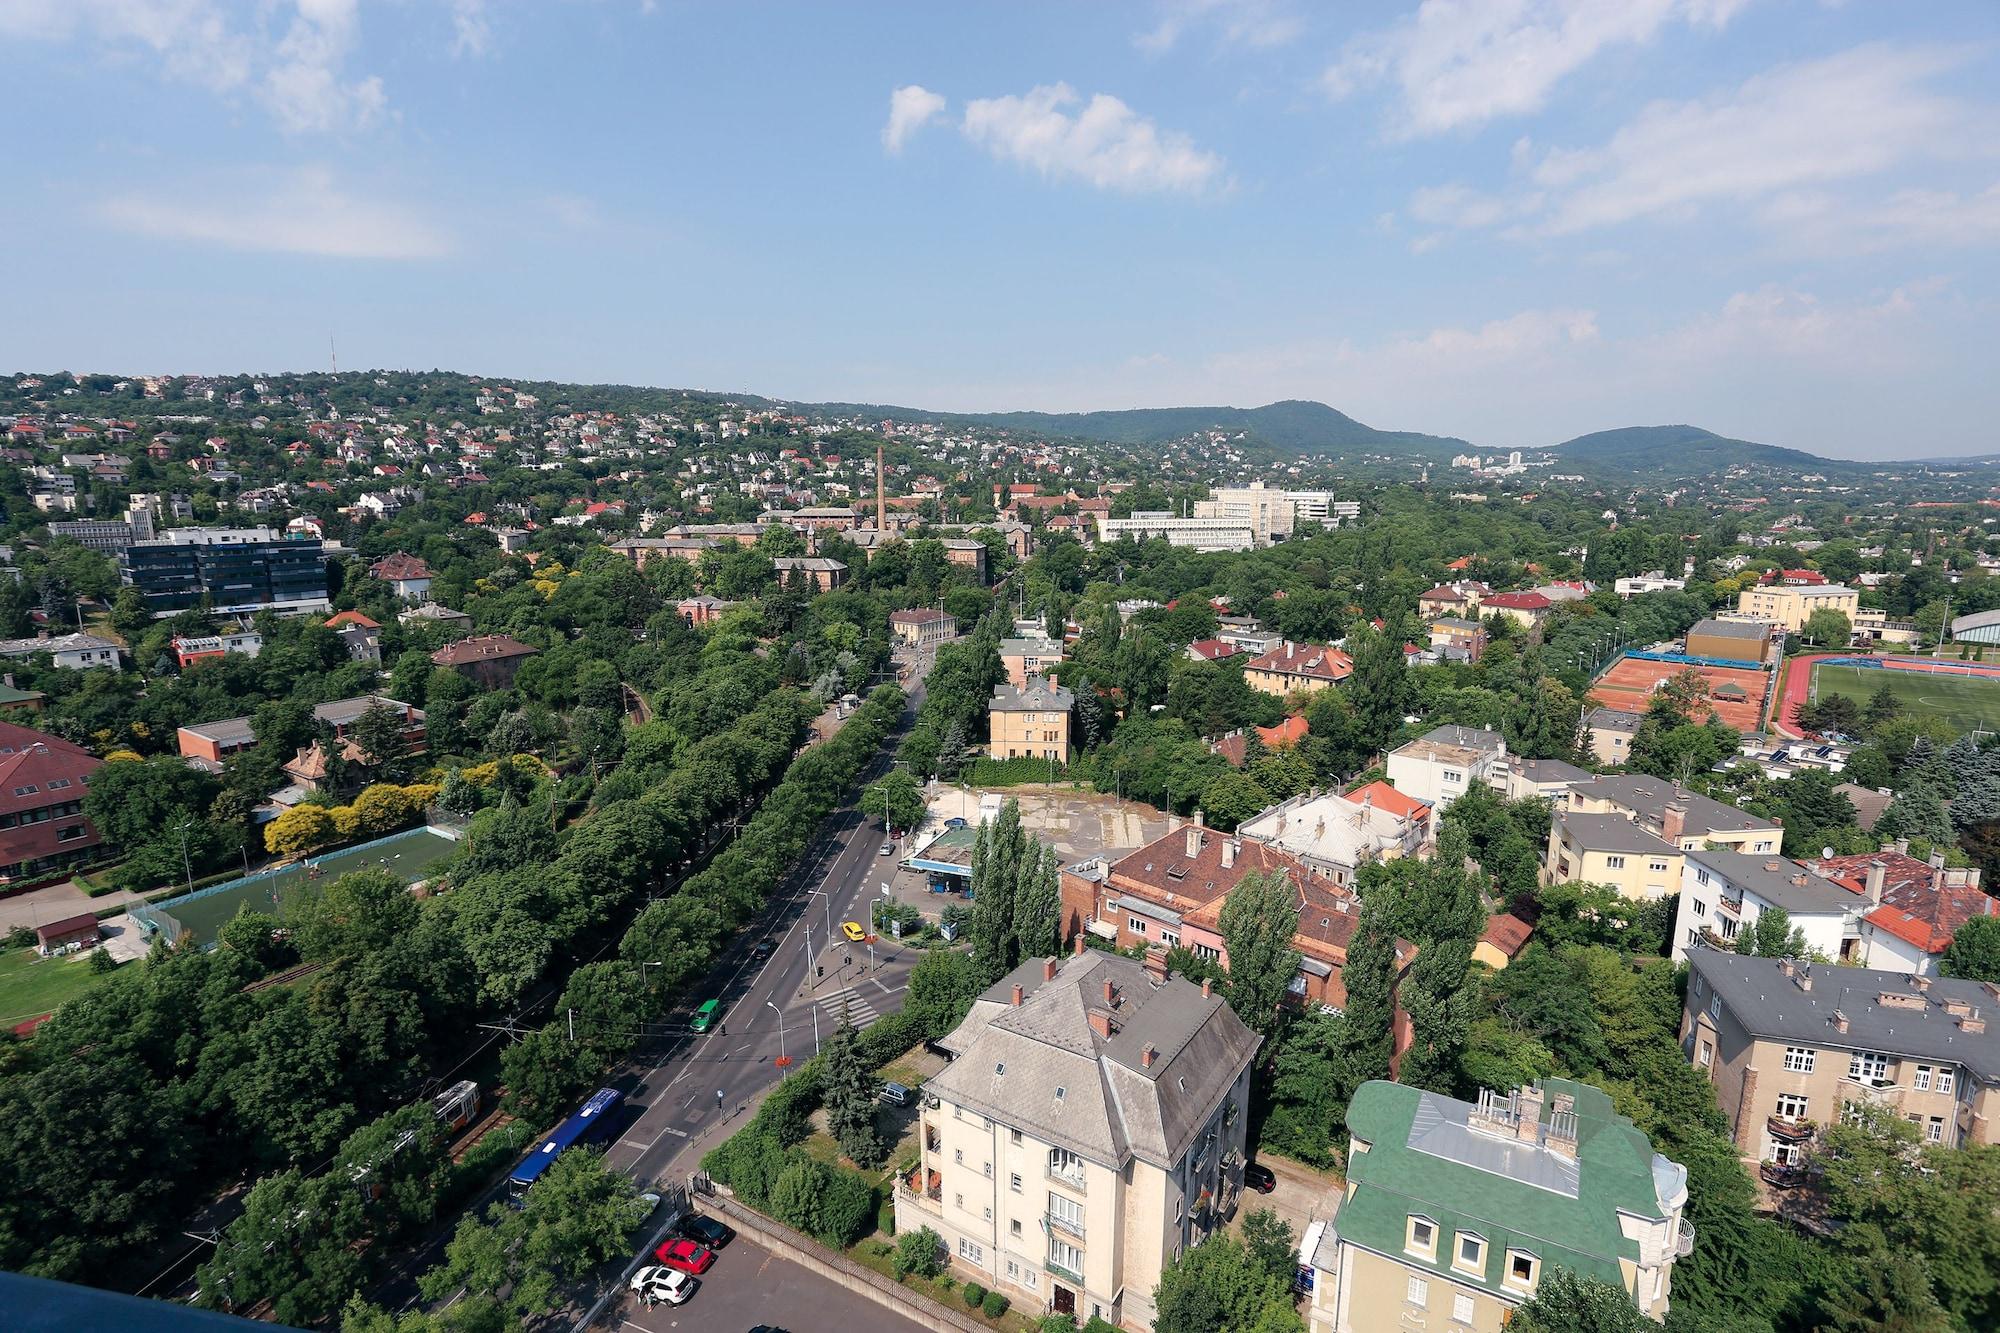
[1201, 977, 1212, 999]
[1073, 934, 1086, 956]
[1186, 825, 1201, 860]
[1866, 861, 1887, 908]
[1010, 984, 1024, 1007]
[1514, 1084, 1545, 1144]
[1221, 839, 1237, 869]
[1043, 958, 1058, 982]
[1141, 1045, 1156, 1069]
[1662, 800, 1688, 844]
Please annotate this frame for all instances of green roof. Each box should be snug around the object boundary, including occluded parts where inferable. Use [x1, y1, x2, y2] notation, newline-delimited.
[1334, 1078, 1682, 1300]
[0, 683, 44, 705]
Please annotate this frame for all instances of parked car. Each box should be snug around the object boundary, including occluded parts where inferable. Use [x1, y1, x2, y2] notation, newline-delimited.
[879, 1081, 909, 1106]
[1244, 1162, 1277, 1194]
[879, 843, 895, 856]
[654, 1237, 716, 1274]
[628, 1266, 695, 1305]
[677, 1212, 734, 1249]
[841, 920, 866, 943]
[637, 1191, 663, 1219]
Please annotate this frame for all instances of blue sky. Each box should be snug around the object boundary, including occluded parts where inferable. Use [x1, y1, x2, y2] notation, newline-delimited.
[3, 1, 1997, 460]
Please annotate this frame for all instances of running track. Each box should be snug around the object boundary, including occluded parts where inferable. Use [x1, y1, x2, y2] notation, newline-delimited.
[1773, 653, 2000, 738]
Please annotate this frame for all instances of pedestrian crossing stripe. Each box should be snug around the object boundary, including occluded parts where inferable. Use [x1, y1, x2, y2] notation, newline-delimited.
[813, 986, 879, 1025]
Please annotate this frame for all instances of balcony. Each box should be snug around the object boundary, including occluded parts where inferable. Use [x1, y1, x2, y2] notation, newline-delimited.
[1838, 1078, 1903, 1111]
[1046, 1257, 1084, 1286]
[1759, 1161, 1810, 1190]
[1765, 1116, 1815, 1144]
[1047, 1165, 1087, 1194]
[898, 1168, 942, 1210]
[1675, 1217, 1695, 1259]
[924, 1127, 941, 1154]
[1045, 1211, 1085, 1242]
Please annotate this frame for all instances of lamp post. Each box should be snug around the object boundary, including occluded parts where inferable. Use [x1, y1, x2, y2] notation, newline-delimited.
[765, 1000, 787, 1075]
[174, 819, 195, 892]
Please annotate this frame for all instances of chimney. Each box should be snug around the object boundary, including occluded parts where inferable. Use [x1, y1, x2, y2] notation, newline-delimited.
[1791, 873, 1809, 888]
[1764, 860, 1781, 872]
[1043, 958, 1058, 982]
[1662, 801, 1687, 844]
[1913, 974, 1932, 993]
[1194, 809, 1205, 829]
[1141, 1044, 1156, 1068]
[1832, 1009, 1849, 1034]
[1895, 838, 1910, 856]
[1010, 984, 1024, 1007]
[1866, 861, 1887, 908]
[1221, 839, 1237, 869]
[1087, 1009, 1116, 1038]
[1103, 979, 1117, 1007]
[1073, 934, 1086, 956]
[1201, 977, 1212, 999]
[1514, 1084, 1545, 1144]
[1144, 945, 1169, 983]
[1930, 850, 1947, 873]
[1961, 1010, 1986, 1035]
[1186, 825, 1202, 860]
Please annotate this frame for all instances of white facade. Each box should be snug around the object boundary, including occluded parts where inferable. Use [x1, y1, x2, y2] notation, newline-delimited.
[1671, 851, 1856, 964]
[1282, 491, 1360, 527]
[1194, 482, 1294, 544]
[1096, 512, 1256, 552]
[1384, 728, 1508, 811]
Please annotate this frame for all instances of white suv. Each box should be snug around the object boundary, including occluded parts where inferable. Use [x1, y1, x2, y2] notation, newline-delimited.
[628, 1265, 695, 1306]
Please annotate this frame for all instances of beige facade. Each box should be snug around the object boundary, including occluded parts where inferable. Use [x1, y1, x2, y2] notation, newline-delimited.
[896, 953, 1260, 1330]
[988, 675, 1071, 762]
[1683, 953, 2000, 1170]
[1308, 1242, 1515, 1333]
[1734, 583, 1859, 632]
[1543, 812, 1684, 901]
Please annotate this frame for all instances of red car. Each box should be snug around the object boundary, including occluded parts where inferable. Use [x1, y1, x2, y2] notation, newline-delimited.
[654, 1238, 716, 1274]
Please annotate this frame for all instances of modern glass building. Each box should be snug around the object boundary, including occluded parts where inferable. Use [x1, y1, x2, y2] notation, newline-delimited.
[124, 529, 330, 615]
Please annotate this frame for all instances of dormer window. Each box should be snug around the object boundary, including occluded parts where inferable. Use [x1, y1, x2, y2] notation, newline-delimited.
[1454, 1232, 1486, 1275]
[1505, 1249, 1539, 1290]
[1405, 1215, 1438, 1259]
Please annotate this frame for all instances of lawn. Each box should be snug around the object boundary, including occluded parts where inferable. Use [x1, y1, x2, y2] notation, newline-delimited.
[0, 948, 114, 1027]
[1811, 664, 2000, 736]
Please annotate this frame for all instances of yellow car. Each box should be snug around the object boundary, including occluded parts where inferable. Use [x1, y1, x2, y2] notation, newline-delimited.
[841, 920, 866, 943]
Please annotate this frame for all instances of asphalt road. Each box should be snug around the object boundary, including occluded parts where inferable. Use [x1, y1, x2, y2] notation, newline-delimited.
[611, 1234, 926, 1333]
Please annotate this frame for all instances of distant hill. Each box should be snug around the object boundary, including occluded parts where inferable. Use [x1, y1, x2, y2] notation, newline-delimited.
[1549, 424, 1861, 476]
[800, 398, 1472, 458]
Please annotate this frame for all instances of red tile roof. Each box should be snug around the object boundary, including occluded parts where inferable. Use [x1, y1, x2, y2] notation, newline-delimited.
[1244, 641, 1353, 683]
[431, 634, 538, 666]
[1812, 851, 1997, 955]
[370, 553, 434, 582]
[1186, 638, 1242, 661]
[1482, 590, 1553, 611]
[325, 610, 380, 630]
[1480, 912, 1533, 960]
[1342, 780, 1431, 823]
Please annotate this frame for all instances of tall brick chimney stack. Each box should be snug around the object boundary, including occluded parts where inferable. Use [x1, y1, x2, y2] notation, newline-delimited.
[876, 444, 886, 530]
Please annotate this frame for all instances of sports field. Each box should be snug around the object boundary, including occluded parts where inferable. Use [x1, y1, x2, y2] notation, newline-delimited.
[136, 826, 460, 948]
[1590, 656, 1772, 733]
[1811, 663, 2000, 735]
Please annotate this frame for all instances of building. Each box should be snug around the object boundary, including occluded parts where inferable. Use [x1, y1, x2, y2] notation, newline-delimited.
[999, 637, 1066, 688]
[1734, 583, 1859, 633]
[1670, 849, 1863, 963]
[1304, 1077, 1689, 1333]
[770, 555, 847, 591]
[1614, 571, 1686, 598]
[1427, 617, 1488, 664]
[1473, 913, 1532, 971]
[1417, 582, 1490, 619]
[1095, 511, 1258, 552]
[1543, 811, 1684, 901]
[1479, 590, 1553, 630]
[890, 608, 957, 648]
[1384, 725, 1507, 811]
[0, 677, 47, 714]
[1242, 641, 1352, 698]
[47, 518, 137, 554]
[124, 528, 329, 616]
[1850, 607, 1919, 647]
[1282, 491, 1360, 527]
[1192, 482, 1294, 545]
[1811, 849, 1995, 975]
[176, 695, 425, 769]
[34, 913, 101, 955]
[368, 552, 435, 602]
[399, 601, 472, 631]
[1185, 638, 1243, 664]
[1684, 618, 1775, 665]
[171, 630, 263, 668]
[0, 723, 104, 884]
[325, 610, 383, 665]
[1559, 775, 1782, 855]
[431, 634, 539, 689]
[676, 595, 737, 628]
[988, 676, 1072, 762]
[896, 949, 1261, 1330]
[1235, 783, 1430, 888]
[1497, 756, 1591, 801]
[1584, 706, 1644, 766]
[1949, 608, 2000, 645]
[1682, 951, 2000, 1165]
[0, 632, 123, 671]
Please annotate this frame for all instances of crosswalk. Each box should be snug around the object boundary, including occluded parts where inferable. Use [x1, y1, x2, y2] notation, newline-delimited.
[810, 983, 882, 1027]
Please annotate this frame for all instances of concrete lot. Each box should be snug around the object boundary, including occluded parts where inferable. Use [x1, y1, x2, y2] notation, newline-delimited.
[610, 1234, 926, 1333]
[1235, 1153, 1345, 1247]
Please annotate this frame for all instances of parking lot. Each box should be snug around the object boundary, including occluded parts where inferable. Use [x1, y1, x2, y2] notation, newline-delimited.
[611, 1234, 925, 1333]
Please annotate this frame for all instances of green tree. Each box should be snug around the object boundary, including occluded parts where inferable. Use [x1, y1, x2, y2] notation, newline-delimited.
[893, 1225, 946, 1279]
[1940, 914, 2000, 983]
[1801, 607, 1852, 649]
[1878, 784, 1953, 847]
[860, 769, 926, 834]
[1152, 1233, 1303, 1333]
[1345, 619, 1408, 753]
[821, 1011, 883, 1166]
[1012, 840, 1062, 964]
[1217, 869, 1301, 1042]
[1509, 1265, 1649, 1333]
[1735, 906, 1807, 959]
[1241, 1208, 1297, 1287]
[1337, 897, 1398, 1092]
[290, 868, 419, 962]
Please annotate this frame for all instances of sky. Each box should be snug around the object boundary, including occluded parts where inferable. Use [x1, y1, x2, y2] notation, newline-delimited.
[2, 1, 1997, 460]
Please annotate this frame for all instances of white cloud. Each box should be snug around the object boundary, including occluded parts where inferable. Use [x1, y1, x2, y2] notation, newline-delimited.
[0, 0, 389, 133]
[99, 167, 451, 259]
[448, 0, 493, 58]
[1326, 0, 1748, 138]
[959, 84, 1225, 194]
[1136, 0, 1302, 56]
[882, 85, 947, 154]
[1760, 184, 2000, 254]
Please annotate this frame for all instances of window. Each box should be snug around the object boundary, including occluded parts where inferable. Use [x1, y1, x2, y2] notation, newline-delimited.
[1010, 1173, 1022, 1193]
[1048, 1193, 1085, 1238]
[1455, 1232, 1486, 1274]
[984, 1161, 993, 1178]
[1406, 1275, 1430, 1307]
[1755, 841, 1775, 853]
[1849, 1051, 1890, 1086]
[1649, 860, 1670, 873]
[1775, 1093, 1809, 1120]
[1011, 1218, 1023, 1237]
[1129, 917, 1147, 935]
[1049, 1237, 1084, 1275]
[1938, 1069, 1955, 1096]
[1010, 1128, 1023, 1146]
[1696, 868, 1711, 886]
[1698, 1040, 1713, 1068]
[1507, 1252, 1538, 1288]
[1606, 855, 1626, 870]
[1783, 1046, 1816, 1073]
[955, 1193, 963, 1208]
[1007, 1260, 1019, 1278]
[1453, 1292, 1476, 1324]
[1691, 898, 1707, 917]
[1406, 1216, 1437, 1258]
[1049, 1147, 1085, 1187]
[1913, 1065, 1932, 1092]
[954, 1149, 964, 1165]
[958, 1238, 983, 1264]
[1023, 1270, 1037, 1289]
[1159, 930, 1180, 947]
[1928, 1116, 1946, 1143]
[984, 1206, 993, 1221]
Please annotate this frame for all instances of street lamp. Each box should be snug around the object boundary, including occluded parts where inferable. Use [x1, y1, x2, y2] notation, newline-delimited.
[807, 886, 834, 940]
[174, 819, 195, 892]
[765, 1000, 787, 1074]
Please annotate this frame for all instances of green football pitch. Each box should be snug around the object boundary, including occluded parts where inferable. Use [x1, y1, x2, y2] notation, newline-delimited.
[1811, 664, 2000, 736]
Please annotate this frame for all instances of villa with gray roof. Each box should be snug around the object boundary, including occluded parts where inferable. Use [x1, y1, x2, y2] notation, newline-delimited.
[1303, 1077, 1690, 1332]
[898, 948, 1260, 1330]
[1560, 775, 1782, 855]
[1671, 849, 1863, 964]
[1543, 810, 1685, 901]
[988, 676, 1072, 763]
[1682, 951, 2000, 1171]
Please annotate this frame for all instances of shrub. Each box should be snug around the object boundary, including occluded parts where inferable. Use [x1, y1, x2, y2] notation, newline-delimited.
[876, 1196, 895, 1236]
[812, 1169, 876, 1249]
[963, 1281, 986, 1307]
[7, 926, 35, 950]
[982, 1291, 1008, 1318]
[892, 1225, 945, 1280]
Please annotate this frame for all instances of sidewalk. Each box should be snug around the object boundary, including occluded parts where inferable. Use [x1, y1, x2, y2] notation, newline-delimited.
[0, 879, 145, 933]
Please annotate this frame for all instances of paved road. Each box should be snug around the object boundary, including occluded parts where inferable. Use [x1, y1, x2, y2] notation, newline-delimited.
[612, 1235, 925, 1333]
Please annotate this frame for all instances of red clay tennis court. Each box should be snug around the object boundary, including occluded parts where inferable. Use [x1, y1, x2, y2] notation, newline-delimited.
[1589, 655, 1772, 733]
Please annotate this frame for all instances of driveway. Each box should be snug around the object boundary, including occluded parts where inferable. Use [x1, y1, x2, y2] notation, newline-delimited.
[610, 1234, 925, 1333]
[0, 880, 143, 932]
[1238, 1152, 1344, 1244]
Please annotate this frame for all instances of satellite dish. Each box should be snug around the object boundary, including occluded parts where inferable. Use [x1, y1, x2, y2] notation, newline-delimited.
[1822, 846, 1834, 859]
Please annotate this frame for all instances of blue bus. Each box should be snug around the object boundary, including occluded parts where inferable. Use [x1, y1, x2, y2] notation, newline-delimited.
[507, 1087, 624, 1203]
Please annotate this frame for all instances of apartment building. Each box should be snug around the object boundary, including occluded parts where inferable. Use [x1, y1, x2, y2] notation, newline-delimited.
[889, 608, 957, 648]
[1734, 583, 1859, 632]
[1682, 951, 2000, 1169]
[1384, 725, 1507, 811]
[123, 526, 329, 616]
[1810, 849, 1996, 975]
[1242, 641, 1352, 699]
[1192, 482, 1294, 545]
[1304, 1078, 1690, 1332]
[1095, 511, 1257, 552]
[1235, 782, 1430, 888]
[987, 676, 1072, 762]
[0, 722, 104, 883]
[1544, 812, 1684, 901]
[1670, 850, 1861, 963]
[1282, 491, 1360, 527]
[0, 632, 123, 672]
[998, 637, 1066, 688]
[1558, 776, 1782, 855]
[1583, 707, 1643, 766]
[770, 555, 848, 591]
[898, 950, 1261, 1330]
